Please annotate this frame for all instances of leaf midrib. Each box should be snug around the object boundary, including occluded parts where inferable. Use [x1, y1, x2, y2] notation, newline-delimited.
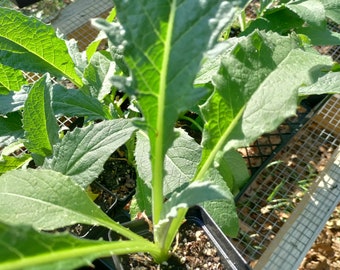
[152, 0, 177, 224]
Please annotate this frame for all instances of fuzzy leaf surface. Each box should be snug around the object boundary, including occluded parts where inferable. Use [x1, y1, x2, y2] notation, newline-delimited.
[197, 31, 332, 182]
[286, 0, 326, 28]
[320, 0, 340, 24]
[23, 75, 59, 159]
[135, 129, 201, 197]
[0, 8, 82, 87]
[0, 63, 27, 92]
[298, 71, 340, 95]
[52, 85, 111, 120]
[0, 169, 118, 230]
[83, 51, 116, 100]
[43, 119, 137, 187]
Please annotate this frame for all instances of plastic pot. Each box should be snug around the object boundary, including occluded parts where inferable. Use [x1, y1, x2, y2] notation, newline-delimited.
[10, 0, 40, 8]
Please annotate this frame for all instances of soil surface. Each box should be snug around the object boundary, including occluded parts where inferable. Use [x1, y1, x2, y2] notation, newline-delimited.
[117, 221, 226, 270]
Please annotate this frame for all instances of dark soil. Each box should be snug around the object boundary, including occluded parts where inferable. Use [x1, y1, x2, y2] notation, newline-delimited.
[114, 221, 225, 270]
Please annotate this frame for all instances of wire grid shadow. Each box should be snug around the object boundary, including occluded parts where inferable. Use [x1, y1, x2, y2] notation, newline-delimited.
[233, 95, 340, 268]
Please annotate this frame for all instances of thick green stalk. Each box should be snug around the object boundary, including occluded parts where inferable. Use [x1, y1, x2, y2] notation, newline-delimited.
[152, 0, 177, 227]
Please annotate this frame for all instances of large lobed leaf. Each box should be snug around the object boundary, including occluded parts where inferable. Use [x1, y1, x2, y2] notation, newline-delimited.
[197, 31, 332, 181]
[111, 0, 247, 224]
[0, 8, 82, 87]
[194, 31, 333, 234]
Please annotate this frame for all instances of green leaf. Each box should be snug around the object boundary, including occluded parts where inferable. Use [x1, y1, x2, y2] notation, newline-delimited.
[0, 169, 120, 230]
[0, 87, 28, 115]
[218, 149, 250, 195]
[320, 0, 340, 24]
[242, 7, 304, 35]
[202, 199, 239, 237]
[201, 167, 239, 237]
[0, 221, 158, 270]
[0, 112, 24, 148]
[195, 39, 239, 86]
[23, 75, 59, 160]
[43, 119, 138, 187]
[0, 8, 82, 87]
[0, 154, 31, 175]
[196, 31, 332, 181]
[299, 71, 340, 95]
[82, 51, 116, 100]
[155, 181, 230, 251]
[51, 85, 111, 120]
[0, 63, 27, 92]
[87, 7, 117, 61]
[160, 181, 229, 221]
[297, 26, 340, 45]
[135, 129, 201, 197]
[286, 0, 326, 28]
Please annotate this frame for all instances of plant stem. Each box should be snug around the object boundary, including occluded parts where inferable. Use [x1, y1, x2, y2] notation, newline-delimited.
[0, 240, 161, 270]
[152, 0, 177, 226]
[179, 115, 203, 132]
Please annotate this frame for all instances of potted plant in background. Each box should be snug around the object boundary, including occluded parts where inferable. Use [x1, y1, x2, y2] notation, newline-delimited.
[1, 0, 340, 269]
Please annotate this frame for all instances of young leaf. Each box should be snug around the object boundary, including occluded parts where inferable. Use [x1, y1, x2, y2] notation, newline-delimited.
[218, 149, 250, 195]
[0, 7, 82, 87]
[155, 181, 231, 251]
[0, 222, 159, 270]
[82, 51, 116, 100]
[43, 119, 137, 187]
[112, 0, 245, 224]
[87, 7, 117, 61]
[23, 75, 59, 160]
[0, 63, 27, 92]
[0, 112, 24, 148]
[0, 154, 31, 175]
[52, 85, 112, 120]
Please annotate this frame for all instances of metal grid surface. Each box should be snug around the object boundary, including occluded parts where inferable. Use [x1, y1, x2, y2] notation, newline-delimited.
[233, 95, 340, 267]
[256, 149, 340, 270]
[51, 0, 113, 51]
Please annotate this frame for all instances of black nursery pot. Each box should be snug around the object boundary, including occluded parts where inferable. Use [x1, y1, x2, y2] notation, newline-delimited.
[82, 206, 251, 270]
[10, 0, 40, 8]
